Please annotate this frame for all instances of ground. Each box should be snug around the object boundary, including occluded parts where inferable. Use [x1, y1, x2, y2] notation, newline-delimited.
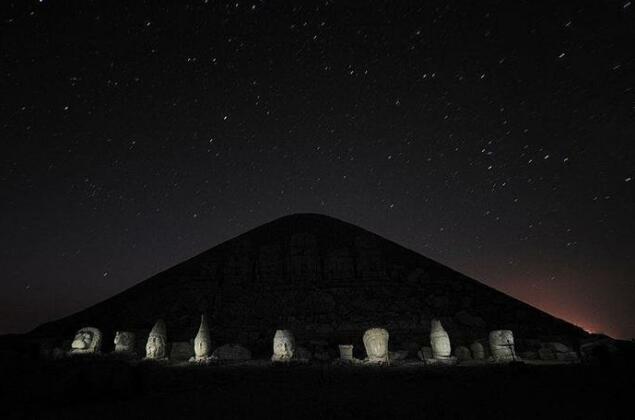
[1, 357, 633, 419]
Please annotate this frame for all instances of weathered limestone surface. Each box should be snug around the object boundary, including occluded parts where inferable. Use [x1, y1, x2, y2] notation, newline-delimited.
[70, 327, 102, 354]
[193, 314, 212, 362]
[271, 330, 295, 362]
[114, 331, 135, 353]
[489, 330, 517, 362]
[145, 320, 168, 360]
[363, 328, 389, 364]
[430, 320, 451, 359]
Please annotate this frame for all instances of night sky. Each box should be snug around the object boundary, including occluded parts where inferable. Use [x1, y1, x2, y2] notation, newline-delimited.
[1, 1, 633, 338]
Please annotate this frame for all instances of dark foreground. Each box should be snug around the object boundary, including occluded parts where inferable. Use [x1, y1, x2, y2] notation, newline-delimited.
[1, 358, 633, 419]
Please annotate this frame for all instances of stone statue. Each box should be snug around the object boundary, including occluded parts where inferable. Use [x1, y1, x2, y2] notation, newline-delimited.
[70, 327, 102, 354]
[455, 346, 472, 362]
[145, 319, 168, 360]
[363, 328, 389, 364]
[338, 344, 354, 361]
[489, 330, 517, 362]
[430, 320, 451, 359]
[470, 341, 485, 360]
[192, 314, 212, 362]
[271, 329, 295, 362]
[114, 331, 136, 353]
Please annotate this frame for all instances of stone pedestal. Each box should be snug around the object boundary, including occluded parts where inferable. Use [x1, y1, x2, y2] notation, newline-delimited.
[430, 320, 451, 359]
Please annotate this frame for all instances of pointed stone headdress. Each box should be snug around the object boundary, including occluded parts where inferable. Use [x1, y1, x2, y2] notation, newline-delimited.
[150, 319, 167, 339]
[196, 314, 210, 339]
[194, 313, 212, 360]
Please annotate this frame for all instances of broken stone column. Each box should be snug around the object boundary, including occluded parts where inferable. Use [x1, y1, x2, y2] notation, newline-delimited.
[70, 327, 102, 354]
[192, 314, 212, 362]
[113, 331, 135, 353]
[489, 330, 517, 362]
[470, 341, 486, 360]
[271, 330, 295, 362]
[338, 344, 354, 361]
[363, 328, 389, 364]
[145, 319, 168, 360]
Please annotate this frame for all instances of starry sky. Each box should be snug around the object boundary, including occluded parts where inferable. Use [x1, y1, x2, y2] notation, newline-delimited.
[1, 0, 634, 338]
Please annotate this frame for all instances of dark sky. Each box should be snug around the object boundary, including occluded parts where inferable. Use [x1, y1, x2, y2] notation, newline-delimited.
[1, 0, 633, 338]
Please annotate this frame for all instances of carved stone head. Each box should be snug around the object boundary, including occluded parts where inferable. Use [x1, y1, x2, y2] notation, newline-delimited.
[272, 329, 295, 361]
[430, 319, 451, 359]
[114, 331, 136, 353]
[145, 320, 167, 360]
[489, 330, 516, 362]
[71, 327, 102, 353]
[363, 328, 389, 363]
[194, 314, 212, 360]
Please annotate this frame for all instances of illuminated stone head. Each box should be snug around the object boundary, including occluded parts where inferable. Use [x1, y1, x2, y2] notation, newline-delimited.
[430, 319, 451, 359]
[363, 328, 389, 363]
[489, 330, 516, 362]
[114, 331, 136, 353]
[71, 327, 102, 354]
[271, 329, 295, 362]
[193, 314, 212, 361]
[145, 319, 167, 360]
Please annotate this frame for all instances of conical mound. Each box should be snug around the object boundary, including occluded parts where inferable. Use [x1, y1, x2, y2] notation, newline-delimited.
[31, 213, 587, 352]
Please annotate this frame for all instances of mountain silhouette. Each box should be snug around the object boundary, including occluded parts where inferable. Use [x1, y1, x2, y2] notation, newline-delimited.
[32, 213, 586, 352]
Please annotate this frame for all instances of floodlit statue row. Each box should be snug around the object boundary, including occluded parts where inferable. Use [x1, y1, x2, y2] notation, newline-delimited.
[68, 317, 520, 365]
